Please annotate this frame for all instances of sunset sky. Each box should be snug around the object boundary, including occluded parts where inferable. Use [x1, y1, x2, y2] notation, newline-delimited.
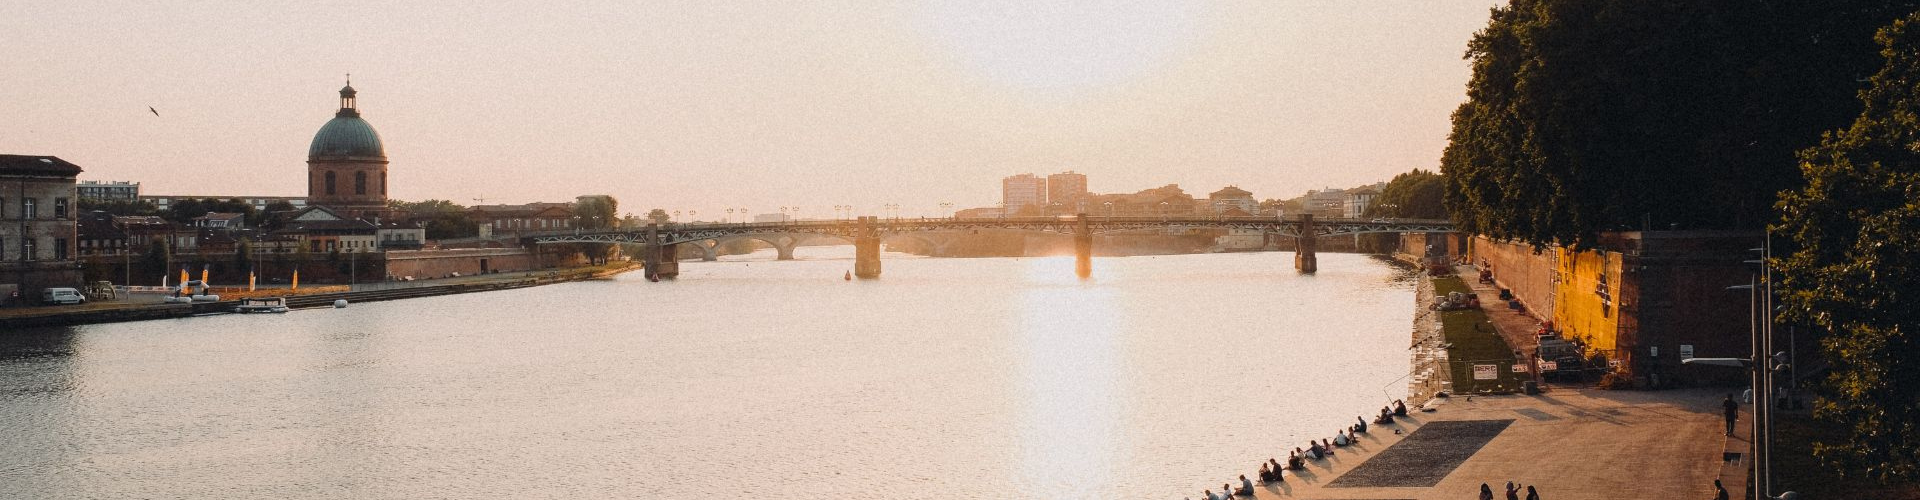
[4, 1, 1501, 218]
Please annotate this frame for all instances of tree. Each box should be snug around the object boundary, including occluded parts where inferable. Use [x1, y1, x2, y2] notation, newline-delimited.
[1777, 13, 1920, 483]
[256, 200, 297, 228]
[573, 195, 618, 229]
[141, 237, 169, 280]
[1365, 169, 1447, 219]
[646, 209, 670, 225]
[1442, 0, 1918, 248]
[391, 199, 478, 239]
[78, 199, 159, 216]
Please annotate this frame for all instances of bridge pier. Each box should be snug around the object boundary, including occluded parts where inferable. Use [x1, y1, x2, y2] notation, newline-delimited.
[855, 216, 882, 278]
[698, 241, 718, 262]
[774, 238, 797, 261]
[1074, 213, 1093, 279]
[1294, 214, 1317, 274]
[643, 222, 679, 280]
[856, 215, 883, 276]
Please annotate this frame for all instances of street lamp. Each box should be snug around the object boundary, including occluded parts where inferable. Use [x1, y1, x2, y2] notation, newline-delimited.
[725, 208, 734, 223]
[673, 210, 681, 223]
[1104, 201, 1114, 220]
[939, 202, 953, 219]
[1687, 240, 1782, 500]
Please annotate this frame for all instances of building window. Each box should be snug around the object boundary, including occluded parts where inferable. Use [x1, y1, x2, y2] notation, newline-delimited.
[325, 171, 337, 195]
[0, 198, 6, 218]
[55, 198, 68, 219]
[355, 171, 367, 195]
[24, 238, 36, 260]
[23, 198, 36, 219]
[0, 238, 5, 260]
[55, 238, 67, 260]
[381, 171, 387, 196]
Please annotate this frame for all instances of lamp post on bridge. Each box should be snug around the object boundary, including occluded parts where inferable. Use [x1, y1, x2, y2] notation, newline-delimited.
[1104, 201, 1114, 221]
[724, 208, 733, 223]
[939, 202, 953, 219]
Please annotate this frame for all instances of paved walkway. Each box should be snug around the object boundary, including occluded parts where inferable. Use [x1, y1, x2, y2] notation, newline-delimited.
[1210, 388, 1730, 500]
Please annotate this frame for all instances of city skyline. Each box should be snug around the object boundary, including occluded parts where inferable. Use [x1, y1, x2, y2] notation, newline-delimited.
[6, 1, 1501, 217]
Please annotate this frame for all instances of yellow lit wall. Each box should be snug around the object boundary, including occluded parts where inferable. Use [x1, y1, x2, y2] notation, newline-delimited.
[1551, 247, 1624, 352]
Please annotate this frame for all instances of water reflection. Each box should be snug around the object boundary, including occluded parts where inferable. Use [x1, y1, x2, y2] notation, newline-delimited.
[1016, 259, 1124, 499]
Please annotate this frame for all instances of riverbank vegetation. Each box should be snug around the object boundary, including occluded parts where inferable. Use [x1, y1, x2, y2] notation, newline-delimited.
[1441, 0, 1914, 248]
[1776, 13, 1920, 483]
[1431, 276, 1526, 394]
[1443, 0, 1920, 485]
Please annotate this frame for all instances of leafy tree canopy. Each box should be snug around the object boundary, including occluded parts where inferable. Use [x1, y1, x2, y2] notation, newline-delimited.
[1365, 169, 1447, 219]
[389, 199, 477, 240]
[573, 195, 619, 229]
[1778, 12, 1920, 483]
[1442, 0, 1915, 248]
[161, 198, 256, 224]
[77, 199, 158, 216]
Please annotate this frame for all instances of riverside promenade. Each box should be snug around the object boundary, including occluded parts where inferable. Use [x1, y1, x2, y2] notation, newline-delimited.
[1195, 262, 1736, 499]
[1208, 388, 1730, 500]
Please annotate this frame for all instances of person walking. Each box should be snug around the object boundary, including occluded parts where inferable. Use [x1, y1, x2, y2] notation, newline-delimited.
[1712, 479, 1730, 500]
[1722, 394, 1740, 436]
[1506, 481, 1520, 500]
[1480, 483, 1496, 500]
[1525, 485, 1539, 500]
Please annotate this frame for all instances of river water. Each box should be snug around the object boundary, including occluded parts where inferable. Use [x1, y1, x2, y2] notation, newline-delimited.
[1, 248, 1414, 499]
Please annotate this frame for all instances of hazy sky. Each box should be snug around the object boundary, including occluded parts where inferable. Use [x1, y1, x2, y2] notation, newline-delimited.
[4, 1, 1501, 218]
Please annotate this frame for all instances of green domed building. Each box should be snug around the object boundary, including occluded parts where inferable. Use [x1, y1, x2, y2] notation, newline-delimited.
[307, 79, 390, 217]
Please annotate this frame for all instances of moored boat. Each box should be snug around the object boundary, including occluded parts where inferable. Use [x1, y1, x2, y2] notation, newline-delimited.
[233, 297, 290, 314]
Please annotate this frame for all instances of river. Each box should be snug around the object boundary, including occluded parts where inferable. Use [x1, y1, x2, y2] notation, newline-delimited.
[0, 248, 1415, 499]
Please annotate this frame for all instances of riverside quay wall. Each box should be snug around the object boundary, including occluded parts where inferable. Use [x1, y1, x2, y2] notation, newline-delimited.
[1468, 231, 1760, 386]
[80, 247, 586, 286]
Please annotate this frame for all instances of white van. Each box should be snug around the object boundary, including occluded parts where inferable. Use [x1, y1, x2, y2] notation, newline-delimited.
[42, 287, 86, 305]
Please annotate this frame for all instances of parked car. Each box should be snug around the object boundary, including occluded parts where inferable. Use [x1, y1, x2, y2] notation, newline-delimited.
[41, 287, 87, 305]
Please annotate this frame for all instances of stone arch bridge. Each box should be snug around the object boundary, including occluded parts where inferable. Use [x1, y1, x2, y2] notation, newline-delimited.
[523, 215, 1454, 280]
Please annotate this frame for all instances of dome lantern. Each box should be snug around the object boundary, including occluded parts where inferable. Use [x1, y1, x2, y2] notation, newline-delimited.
[338, 74, 358, 117]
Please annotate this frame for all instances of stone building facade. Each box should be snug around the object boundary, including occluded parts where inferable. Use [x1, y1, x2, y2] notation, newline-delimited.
[1, 155, 84, 303]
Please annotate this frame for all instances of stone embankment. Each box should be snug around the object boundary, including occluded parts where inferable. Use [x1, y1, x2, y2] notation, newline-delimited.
[0, 263, 638, 330]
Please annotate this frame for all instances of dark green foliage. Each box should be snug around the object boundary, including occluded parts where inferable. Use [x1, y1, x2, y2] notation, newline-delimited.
[141, 238, 169, 275]
[390, 199, 478, 239]
[77, 199, 158, 216]
[1366, 169, 1447, 219]
[161, 198, 256, 224]
[1442, 0, 1914, 247]
[1778, 13, 1920, 483]
[573, 195, 618, 229]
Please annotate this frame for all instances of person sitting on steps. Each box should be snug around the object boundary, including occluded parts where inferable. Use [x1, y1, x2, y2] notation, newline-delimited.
[1236, 475, 1255, 496]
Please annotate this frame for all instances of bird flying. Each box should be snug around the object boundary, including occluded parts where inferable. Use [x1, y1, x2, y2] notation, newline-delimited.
[148, 106, 159, 117]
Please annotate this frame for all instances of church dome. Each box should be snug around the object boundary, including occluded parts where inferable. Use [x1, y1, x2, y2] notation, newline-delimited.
[308, 115, 385, 159]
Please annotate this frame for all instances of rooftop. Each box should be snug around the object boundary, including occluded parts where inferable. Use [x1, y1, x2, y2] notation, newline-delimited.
[0, 155, 84, 177]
